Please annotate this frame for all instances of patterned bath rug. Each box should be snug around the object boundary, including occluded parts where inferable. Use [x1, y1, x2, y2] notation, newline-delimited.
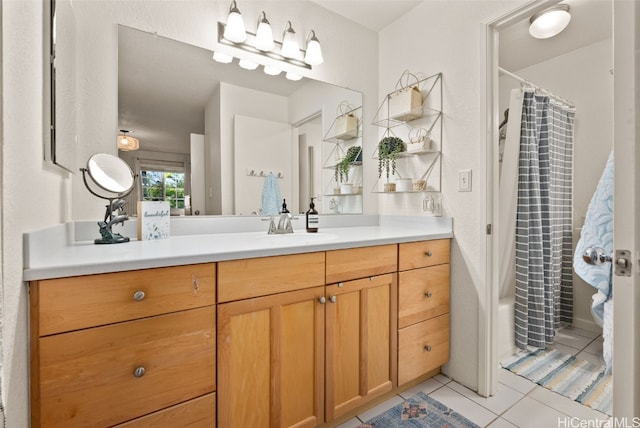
[358, 391, 480, 428]
[502, 347, 612, 415]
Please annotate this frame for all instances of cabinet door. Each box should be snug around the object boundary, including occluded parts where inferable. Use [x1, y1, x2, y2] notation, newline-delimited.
[325, 274, 397, 422]
[218, 286, 325, 428]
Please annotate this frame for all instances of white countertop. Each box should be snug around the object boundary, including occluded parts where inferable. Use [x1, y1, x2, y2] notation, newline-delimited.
[23, 216, 453, 281]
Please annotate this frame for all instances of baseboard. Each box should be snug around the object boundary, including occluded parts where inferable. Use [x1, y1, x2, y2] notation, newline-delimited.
[571, 317, 603, 335]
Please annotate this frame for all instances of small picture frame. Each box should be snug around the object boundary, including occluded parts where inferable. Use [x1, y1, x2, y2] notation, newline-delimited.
[137, 201, 170, 240]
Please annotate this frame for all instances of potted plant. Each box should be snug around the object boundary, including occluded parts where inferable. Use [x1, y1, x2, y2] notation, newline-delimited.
[335, 146, 362, 193]
[377, 136, 405, 182]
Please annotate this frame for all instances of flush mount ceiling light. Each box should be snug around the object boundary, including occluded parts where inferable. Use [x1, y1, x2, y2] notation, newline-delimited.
[304, 30, 323, 66]
[529, 4, 571, 39]
[223, 0, 247, 43]
[255, 11, 275, 51]
[117, 130, 139, 151]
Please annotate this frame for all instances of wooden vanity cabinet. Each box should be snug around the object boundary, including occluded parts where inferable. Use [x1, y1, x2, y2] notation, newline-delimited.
[29, 263, 217, 428]
[324, 273, 397, 421]
[217, 253, 326, 428]
[397, 239, 451, 385]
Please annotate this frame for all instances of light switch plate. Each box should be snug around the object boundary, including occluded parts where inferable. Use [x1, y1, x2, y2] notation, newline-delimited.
[458, 169, 472, 192]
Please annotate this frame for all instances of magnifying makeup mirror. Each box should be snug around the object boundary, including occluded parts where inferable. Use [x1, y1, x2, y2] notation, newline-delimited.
[80, 153, 136, 244]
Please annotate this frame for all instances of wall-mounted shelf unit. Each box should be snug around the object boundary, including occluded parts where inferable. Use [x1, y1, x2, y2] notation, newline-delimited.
[323, 106, 363, 199]
[372, 72, 443, 194]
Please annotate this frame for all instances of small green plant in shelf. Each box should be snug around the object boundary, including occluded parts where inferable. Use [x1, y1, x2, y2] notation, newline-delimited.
[335, 146, 362, 183]
[377, 136, 405, 179]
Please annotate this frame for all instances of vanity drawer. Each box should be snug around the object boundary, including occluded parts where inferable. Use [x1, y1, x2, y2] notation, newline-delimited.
[114, 392, 216, 427]
[35, 307, 216, 428]
[398, 239, 450, 271]
[326, 244, 397, 283]
[218, 252, 325, 302]
[398, 314, 449, 385]
[35, 263, 216, 336]
[398, 265, 450, 328]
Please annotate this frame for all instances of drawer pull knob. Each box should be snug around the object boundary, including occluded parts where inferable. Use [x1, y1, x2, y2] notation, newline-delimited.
[425, 291, 433, 298]
[425, 250, 433, 257]
[133, 366, 146, 378]
[318, 296, 326, 304]
[133, 291, 145, 301]
[329, 295, 337, 304]
[338, 282, 344, 288]
[424, 345, 432, 352]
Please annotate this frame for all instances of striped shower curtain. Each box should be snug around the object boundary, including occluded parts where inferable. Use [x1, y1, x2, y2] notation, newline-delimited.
[515, 90, 575, 350]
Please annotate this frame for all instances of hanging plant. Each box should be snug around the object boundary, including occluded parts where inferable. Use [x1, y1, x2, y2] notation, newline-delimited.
[335, 146, 362, 183]
[377, 136, 405, 180]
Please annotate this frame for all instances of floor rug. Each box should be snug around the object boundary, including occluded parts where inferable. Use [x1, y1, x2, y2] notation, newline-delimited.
[502, 348, 612, 415]
[358, 391, 480, 428]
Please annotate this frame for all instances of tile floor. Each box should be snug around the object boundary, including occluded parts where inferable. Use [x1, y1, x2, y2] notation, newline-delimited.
[337, 325, 609, 428]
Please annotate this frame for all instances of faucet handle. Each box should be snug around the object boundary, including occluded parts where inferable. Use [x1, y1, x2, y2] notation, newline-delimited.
[268, 217, 276, 234]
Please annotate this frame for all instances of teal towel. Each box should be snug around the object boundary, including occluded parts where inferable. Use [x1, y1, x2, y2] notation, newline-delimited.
[261, 173, 281, 216]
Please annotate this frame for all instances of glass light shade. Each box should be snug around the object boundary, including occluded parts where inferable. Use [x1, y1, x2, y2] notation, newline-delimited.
[280, 22, 300, 59]
[304, 36, 323, 65]
[223, 2, 247, 43]
[529, 5, 571, 39]
[255, 13, 275, 51]
[213, 51, 233, 63]
[285, 72, 302, 81]
[238, 59, 259, 70]
[117, 134, 139, 151]
[264, 65, 282, 76]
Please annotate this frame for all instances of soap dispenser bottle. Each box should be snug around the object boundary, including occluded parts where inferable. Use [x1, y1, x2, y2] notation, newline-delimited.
[306, 198, 319, 233]
[281, 199, 290, 214]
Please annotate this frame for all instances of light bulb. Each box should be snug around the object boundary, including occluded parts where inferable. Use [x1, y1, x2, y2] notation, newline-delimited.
[223, 0, 247, 43]
[285, 72, 302, 81]
[264, 65, 282, 76]
[239, 59, 259, 70]
[213, 51, 233, 63]
[255, 12, 275, 51]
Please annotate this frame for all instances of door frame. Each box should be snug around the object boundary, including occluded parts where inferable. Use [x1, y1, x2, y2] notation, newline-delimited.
[482, 0, 640, 417]
[479, 0, 559, 398]
[611, 0, 639, 418]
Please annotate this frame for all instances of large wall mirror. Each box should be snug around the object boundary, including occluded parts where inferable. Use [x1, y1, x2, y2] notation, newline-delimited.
[117, 25, 363, 217]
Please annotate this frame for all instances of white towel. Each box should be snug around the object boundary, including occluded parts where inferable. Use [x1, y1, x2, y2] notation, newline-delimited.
[261, 173, 282, 216]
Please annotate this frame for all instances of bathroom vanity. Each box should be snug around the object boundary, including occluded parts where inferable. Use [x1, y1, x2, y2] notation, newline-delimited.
[25, 218, 452, 427]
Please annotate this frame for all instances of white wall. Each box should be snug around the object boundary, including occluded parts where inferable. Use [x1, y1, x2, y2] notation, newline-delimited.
[2, 1, 73, 426]
[204, 85, 222, 214]
[500, 38, 613, 332]
[219, 83, 288, 214]
[190, 133, 206, 215]
[378, 0, 524, 390]
[2, 1, 378, 424]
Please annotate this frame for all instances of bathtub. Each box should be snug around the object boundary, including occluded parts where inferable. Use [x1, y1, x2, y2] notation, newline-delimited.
[497, 295, 517, 362]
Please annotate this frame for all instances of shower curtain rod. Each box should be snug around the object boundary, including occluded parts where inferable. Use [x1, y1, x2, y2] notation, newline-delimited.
[498, 66, 575, 108]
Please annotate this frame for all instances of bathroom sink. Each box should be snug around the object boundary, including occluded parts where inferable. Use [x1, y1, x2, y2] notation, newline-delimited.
[255, 232, 338, 245]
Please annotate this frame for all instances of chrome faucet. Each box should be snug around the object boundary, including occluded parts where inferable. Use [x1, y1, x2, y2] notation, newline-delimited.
[267, 199, 295, 234]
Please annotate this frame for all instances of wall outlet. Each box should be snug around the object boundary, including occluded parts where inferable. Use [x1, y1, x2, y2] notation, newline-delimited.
[458, 169, 472, 192]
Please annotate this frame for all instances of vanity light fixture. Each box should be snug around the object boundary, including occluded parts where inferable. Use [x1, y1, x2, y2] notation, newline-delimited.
[529, 4, 571, 39]
[223, 0, 247, 43]
[117, 130, 139, 151]
[304, 30, 324, 65]
[213, 51, 233, 63]
[280, 21, 300, 59]
[255, 11, 275, 51]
